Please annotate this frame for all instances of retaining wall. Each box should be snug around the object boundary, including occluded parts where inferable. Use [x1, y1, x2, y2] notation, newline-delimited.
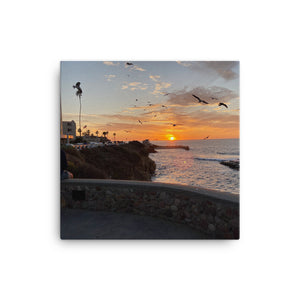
[61, 179, 239, 239]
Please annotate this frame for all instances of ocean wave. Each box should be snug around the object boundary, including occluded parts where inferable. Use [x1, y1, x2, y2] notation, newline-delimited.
[194, 157, 228, 162]
[217, 152, 239, 155]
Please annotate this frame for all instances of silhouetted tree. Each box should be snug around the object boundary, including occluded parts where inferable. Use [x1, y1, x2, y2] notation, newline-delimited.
[73, 82, 83, 136]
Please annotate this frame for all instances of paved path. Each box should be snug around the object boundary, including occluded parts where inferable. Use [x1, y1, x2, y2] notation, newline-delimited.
[61, 209, 205, 239]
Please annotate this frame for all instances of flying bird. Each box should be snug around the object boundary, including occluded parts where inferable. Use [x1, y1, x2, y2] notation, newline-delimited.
[170, 123, 183, 127]
[73, 82, 82, 95]
[124, 130, 131, 133]
[138, 120, 143, 125]
[218, 102, 228, 108]
[211, 97, 218, 100]
[136, 99, 138, 101]
[203, 136, 209, 140]
[162, 105, 167, 108]
[126, 62, 133, 66]
[192, 94, 208, 104]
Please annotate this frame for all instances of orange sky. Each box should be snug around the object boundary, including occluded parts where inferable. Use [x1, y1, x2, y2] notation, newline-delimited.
[61, 61, 239, 141]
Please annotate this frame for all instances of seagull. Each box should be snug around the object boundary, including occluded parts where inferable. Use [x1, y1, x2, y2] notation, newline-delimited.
[124, 130, 131, 133]
[170, 123, 183, 127]
[126, 62, 133, 66]
[148, 104, 153, 106]
[162, 105, 167, 108]
[203, 136, 209, 140]
[192, 94, 208, 104]
[73, 82, 82, 95]
[211, 97, 218, 100]
[138, 120, 143, 125]
[218, 102, 228, 108]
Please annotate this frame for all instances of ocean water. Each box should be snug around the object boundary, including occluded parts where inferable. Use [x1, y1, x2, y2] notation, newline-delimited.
[149, 139, 239, 194]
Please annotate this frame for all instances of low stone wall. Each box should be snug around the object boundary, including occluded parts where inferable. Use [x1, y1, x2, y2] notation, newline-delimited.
[61, 179, 239, 239]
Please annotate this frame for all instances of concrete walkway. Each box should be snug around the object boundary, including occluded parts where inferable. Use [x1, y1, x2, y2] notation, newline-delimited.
[61, 209, 206, 239]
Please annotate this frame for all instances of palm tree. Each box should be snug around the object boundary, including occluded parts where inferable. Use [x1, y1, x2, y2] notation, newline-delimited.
[73, 82, 83, 137]
[113, 132, 116, 143]
[95, 130, 99, 137]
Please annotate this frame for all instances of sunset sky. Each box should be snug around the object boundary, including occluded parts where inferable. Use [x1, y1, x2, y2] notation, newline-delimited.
[61, 61, 239, 141]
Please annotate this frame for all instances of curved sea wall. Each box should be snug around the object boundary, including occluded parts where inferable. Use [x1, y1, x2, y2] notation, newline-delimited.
[61, 179, 239, 239]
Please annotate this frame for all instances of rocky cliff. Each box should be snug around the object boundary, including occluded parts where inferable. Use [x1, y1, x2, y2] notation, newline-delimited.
[63, 141, 156, 181]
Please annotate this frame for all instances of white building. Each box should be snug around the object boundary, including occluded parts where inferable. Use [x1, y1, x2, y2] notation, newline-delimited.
[62, 120, 76, 141]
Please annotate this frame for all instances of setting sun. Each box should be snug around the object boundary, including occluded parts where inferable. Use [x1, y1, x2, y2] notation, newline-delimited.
[169, 136, 175, 141]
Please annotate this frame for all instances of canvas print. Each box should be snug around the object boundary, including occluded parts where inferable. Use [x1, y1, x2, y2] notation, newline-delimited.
[60, 61, 239, 239]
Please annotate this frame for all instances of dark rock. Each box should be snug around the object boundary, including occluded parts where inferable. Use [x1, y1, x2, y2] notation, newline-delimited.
[220, 160, 239, 170]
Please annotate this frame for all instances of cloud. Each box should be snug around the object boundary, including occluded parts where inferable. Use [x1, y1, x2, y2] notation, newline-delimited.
[125, 63, 146, 72]
[122, 81, 149, 91]
[201, 61, 239, 80]
[104, 74, 116, 82]
[132, 65, 146, 72]
[176, 61, 192, 67]
[148, 75, 172, 95]
[103, 61, 119, 66]
[166, 86, 238, 106]
[129, 82, 141, 86]
[176, 61, 239, 81]
[151, 82, 172, 95]
[149, 75, 160, 82]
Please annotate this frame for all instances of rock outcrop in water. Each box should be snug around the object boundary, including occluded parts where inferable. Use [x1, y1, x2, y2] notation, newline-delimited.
[220, 160, 239, 170]
[63, 141, 156, 181]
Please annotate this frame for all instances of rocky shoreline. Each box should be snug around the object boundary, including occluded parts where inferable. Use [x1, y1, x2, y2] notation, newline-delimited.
[63, 141, 156, 181]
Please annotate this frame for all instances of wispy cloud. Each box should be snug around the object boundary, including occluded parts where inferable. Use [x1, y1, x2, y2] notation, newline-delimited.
[121, 81, 149, 91]
[149, 75, 160, 82]
[132, 65, 146, 72]
[104, 74, 116, 82]
[166, 86, 238, 106]
[125, 63, 146, 72]
[103, 61, 119, 66]
[176, 61, 239, 81]
[176, 61, 192, 67]
[152, 82, 172, 95]
[149, 74, 172, 95]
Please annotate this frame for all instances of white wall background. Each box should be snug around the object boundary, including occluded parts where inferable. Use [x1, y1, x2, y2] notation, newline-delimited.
[1, 1, 299, 299]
